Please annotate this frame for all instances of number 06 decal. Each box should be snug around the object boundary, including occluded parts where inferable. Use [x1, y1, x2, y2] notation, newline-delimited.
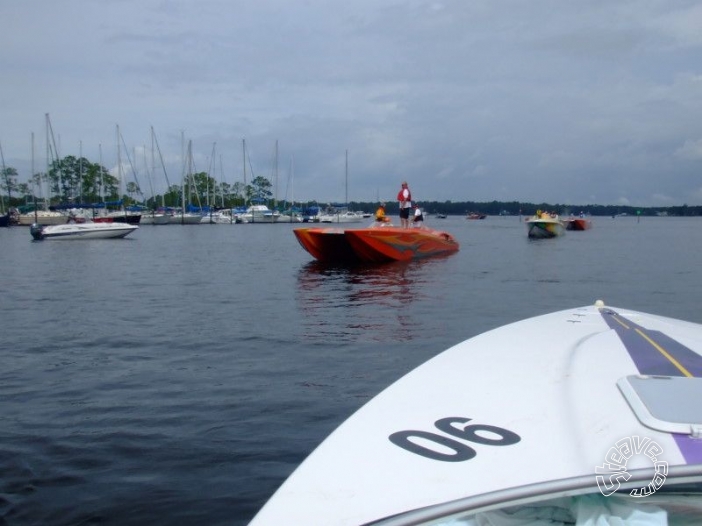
[389, 417, 521, 462]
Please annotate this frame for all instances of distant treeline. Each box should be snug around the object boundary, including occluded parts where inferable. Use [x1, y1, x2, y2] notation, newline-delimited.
[345, 200, 702, 217]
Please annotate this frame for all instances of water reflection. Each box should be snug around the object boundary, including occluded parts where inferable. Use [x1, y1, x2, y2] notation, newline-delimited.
[296, 257, 452, 343]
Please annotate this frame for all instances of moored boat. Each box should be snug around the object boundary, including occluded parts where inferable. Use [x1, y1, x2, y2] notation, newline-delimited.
[139, 211, 171, 225]
[250, 301, 702, 525]
[466, 212, 486, 220]
[18, 210, 68, 226]
[235, 204, 280, 223]
[319, 208, 365, 223]
[30, 221, 139, 240]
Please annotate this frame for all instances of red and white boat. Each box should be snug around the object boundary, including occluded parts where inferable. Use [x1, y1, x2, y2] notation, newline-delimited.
[565, 217, 593, 231]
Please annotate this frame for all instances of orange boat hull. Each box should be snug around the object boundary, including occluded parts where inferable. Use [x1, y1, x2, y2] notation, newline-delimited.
[565, 218, 592, 231]
[293, 227, 360, 263]
[294, 226, 459, 263]
[345, 227, 459, 263]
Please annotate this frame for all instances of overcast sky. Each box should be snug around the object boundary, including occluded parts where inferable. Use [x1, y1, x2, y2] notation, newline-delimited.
[2, 0, 702, 207]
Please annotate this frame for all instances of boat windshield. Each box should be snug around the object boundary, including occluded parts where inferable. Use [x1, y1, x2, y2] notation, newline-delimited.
[366, 469, 702, 526]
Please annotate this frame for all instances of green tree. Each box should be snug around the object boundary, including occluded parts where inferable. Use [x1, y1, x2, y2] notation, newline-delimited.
[0, 166, 18, 202]
[47, 156, 119, 203]
[126, 181, 141, 203]
[190, 171, 219, 206]
[249, 175, 272, 202]
[231, 181, 246, 205]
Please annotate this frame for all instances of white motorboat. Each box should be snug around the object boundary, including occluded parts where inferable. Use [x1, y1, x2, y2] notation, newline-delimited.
[319, 209, 365, 223]
[200, 210, 234, 224]
[235, 205, 280, 223]
[30, 221, 139, 240]
[250, 301, 702, 525]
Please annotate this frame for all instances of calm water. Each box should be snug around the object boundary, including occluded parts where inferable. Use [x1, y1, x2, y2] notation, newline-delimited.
[1, 216, 701, 525]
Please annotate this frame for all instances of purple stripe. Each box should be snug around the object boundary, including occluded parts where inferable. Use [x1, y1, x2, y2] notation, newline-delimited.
[599, 308, 702, 465]
[674, 434, 702, 464]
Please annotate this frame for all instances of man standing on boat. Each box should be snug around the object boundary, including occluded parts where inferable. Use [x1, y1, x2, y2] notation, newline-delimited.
[397, 181, 412, 228]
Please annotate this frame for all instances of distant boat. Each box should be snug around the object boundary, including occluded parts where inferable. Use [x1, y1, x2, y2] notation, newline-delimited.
[18, 209, 68, 226]
[466, 213, 486, 220]
[435, 213, 447, 219]
[236, 204, 281, 223]
[169, 211, 203, 225]
[30, 221, 138, 240]
[139, 210, 171, 225]
[565, 217, 592, 231]
[200, 209, 233, 224]
[318, 207, 365, 223]
[526, 212, 565, 238]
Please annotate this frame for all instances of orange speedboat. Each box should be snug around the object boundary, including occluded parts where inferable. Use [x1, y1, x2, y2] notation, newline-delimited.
[294, 225, 459, 263]
[293, 227, 361, 263]
[564, 217, 592, 231]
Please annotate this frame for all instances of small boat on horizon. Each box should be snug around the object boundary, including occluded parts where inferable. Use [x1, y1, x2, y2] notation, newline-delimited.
[565, 216, 593, 231]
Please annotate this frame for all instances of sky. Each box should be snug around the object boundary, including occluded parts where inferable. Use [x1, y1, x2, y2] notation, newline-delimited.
[2, 0, 702, 207]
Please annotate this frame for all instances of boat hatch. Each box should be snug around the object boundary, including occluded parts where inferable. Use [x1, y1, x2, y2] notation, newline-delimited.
[617, 375, 702, 436]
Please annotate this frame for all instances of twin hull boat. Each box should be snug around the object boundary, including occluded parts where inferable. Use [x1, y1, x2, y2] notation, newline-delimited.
[250, 301, 702, 525]
[293, 225, 459, 263]
[30, 222, 139, 240]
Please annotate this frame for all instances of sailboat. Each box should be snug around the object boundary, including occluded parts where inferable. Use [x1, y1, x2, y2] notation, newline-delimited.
[169, 139, 203, 224]
[0, 141, 14, 227]
[318, 150, 364, 223]
[234, 139, 280, 224]
[140, 127, 171, 225]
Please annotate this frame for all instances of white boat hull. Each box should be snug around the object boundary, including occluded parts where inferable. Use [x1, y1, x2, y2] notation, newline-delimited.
[319, 212, 365, 223]
[250, 302, 702, 525]
[30, 222, 139, 240]
[139, 213, 170, 225]
[19, 212, 67, 226]
[169, 213, 203, 224]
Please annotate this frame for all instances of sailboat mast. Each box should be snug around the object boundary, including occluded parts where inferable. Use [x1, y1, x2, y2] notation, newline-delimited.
[345, 149, 348, 205]
[99, 144, 104, 202]
[116, 124, 125, 209]
[242, 138, 247, 187]
[274, 139, 278, 209]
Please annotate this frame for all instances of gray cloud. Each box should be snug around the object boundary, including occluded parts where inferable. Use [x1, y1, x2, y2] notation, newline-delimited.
[2, 0, 702, 206]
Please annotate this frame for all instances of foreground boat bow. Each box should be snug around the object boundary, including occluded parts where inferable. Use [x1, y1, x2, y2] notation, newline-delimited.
[250, 301, 702, 525]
